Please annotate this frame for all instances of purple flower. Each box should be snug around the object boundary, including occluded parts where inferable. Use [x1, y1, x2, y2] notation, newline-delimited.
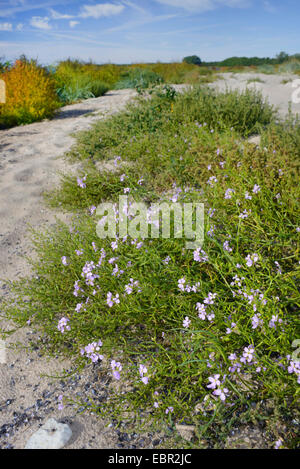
[251, 313, 262, 329]
[207, 208, 216, 218]
[204, 292, 217, 305]
[213, 387, 229, 401]
[224, 188, 235, 199]
[111, 241, 118, 251]
[57, 317, 70, 334]
[194, 248, 208, 262]
[139, 364, 149, 384]
[239, 209, 251, 219]
[58, 395, 64, 411]
[252, 184, 260, 194]
[245, 253, 259, 267]
[81, 340, 103, 363]
[77, 175, 87, 189]
[223, 240, 233, 252]
[207, 374, 221, 389]
[165, 406, 174, 414]
[196, 303, 206, 320]
[61, 256, 68, 266]
[274, 439, 283, 449]
[183, 316, 191, 328]
[178, 277, 186, 292]
[111, 360, 122, 380]
[241, 345, 255, 364]
[207, 176, 218, 186]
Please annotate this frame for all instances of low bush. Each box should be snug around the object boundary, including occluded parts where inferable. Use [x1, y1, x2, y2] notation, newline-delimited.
[63, 85, 275, 166]
[0, 58, 60, 127]
[115, 68, 163, 92]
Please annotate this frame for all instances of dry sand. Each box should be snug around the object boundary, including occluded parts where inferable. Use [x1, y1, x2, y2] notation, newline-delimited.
[0, 76, 299, 449]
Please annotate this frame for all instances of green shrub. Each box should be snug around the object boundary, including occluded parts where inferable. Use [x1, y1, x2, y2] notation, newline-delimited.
[182, 55, 202, 66]
[115, 67, 163, 91]
[64, 86, 275, 166]
[278, 61, 300, 73]
[257, 64, 276, 74]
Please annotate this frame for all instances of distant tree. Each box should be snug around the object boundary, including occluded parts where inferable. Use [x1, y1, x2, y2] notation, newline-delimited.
[291, 53, 300, 61]
[183, 55, 202, 66]
[275, 51, 289, 64]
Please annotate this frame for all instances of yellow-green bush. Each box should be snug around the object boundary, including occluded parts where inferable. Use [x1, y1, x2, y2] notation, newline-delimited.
[0, 59, 60, 128]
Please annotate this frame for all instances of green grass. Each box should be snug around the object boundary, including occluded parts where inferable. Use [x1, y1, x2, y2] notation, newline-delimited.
[2, 84, 299, 449]
[246, 78, 265, 84]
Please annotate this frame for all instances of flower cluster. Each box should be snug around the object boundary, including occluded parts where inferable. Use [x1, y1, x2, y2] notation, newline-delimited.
[57, 317, 70, 334]
[245, 253, 259, 267]
[193, 248, 209, 263]
[111, 360, 122, 380]
[81, 261, 99, 286]
[124, 278, 140, 295]
[139, 364, 149, 384]
[178, 277, 201, 293]
[207, 374, 229, 401]
[106, 292, 120, 307]
[80, 340, 103, 363]
[287, 356, 300, 384]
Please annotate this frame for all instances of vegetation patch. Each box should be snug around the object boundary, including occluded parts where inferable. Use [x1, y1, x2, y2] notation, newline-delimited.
[2, 84, 299, 449]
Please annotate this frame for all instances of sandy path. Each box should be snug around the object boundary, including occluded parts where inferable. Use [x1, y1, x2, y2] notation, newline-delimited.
[0, 76, 299, 449]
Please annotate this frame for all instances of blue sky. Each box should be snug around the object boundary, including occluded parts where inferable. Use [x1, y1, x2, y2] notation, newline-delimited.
[0, 0, 299, 64]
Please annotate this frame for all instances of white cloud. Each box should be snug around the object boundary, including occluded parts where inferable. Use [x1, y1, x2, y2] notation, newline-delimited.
[79, 3, 125, 19]
[0, 22, 13, 31]
[155, 0, 250, 12]
[30, 16, 52, 30]
[69, 20, 79, 28]
[49, 8, 74, 19]
[16, 23, 23, 31]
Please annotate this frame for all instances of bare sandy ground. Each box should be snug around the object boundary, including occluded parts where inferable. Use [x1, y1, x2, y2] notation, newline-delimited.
[0, 76, 299, 449]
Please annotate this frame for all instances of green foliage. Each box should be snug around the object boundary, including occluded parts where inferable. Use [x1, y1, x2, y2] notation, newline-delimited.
[53, 63, 109, 104]
[0, 56, 60, 128]
[276, 51, 290, 64]
[3, 73, 299, 449]
[256, 64, 276, 74]
[278, 60, 300, 73]
[183, 55, 202, 66]
[115, 67, 163, 92]
[63, 85, 274, 167]
[204, 51, 293, 67]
